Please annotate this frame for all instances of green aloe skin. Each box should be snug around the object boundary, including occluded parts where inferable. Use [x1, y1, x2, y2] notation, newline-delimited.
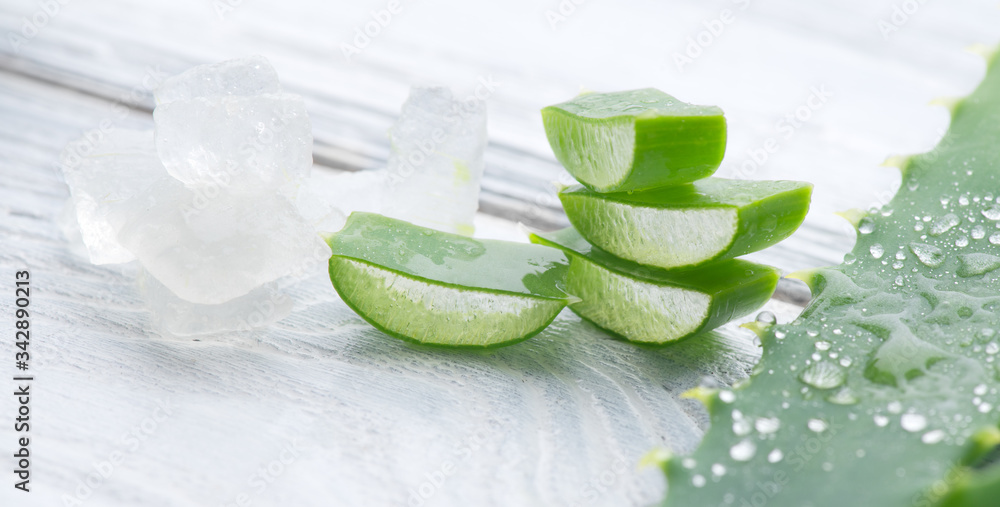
[560, 179, 813, 269]
[542, 88, 727, 193]
[327, 212, 574, 348]
[659, 48, 1000, 506]
[530, 227, 779, 345]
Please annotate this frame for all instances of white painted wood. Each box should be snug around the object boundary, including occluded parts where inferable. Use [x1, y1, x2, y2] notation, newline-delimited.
[0, 0, 997, 505]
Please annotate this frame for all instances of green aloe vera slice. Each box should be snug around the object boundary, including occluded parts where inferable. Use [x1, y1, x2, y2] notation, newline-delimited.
[529, 227, 779, 344]
[559, 179, 813, 269]
[326, 212, 573, 348]
[542, 88, 726, 193]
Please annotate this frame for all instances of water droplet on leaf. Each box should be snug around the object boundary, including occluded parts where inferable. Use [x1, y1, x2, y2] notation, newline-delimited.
[729, 440, 756, 462]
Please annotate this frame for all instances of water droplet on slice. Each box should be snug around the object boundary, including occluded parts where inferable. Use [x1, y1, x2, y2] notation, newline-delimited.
[973, 225, 986, 239]
[815, 341, 832, 351]
[870, 243, 884, 259]
[982, 205, 1000, 221]
[957, 253, 1000, 277]
[719, 390, 735, 403]
[858, 218, 875, 234]
[991, 233, 1000, 245]
[800, 361, 846, 390]
[840, 357, 853, 367]
[874, 414, 889, 427]
[756, 311, 776, 325]
[987, 342, 999, 355]
[922, 430, 946, 444]
[978, 329, 996, 343]
[827, 388, 859, 405]
[900, 413, 927, 432]
[682, 458, 696, 469]
[807, 419, 829, 433]
[733, 419, 752, 436]
[929, 213, 960, 236]
[956, 236, 969, 247]
[711, 463, 726, 476]
[755, 417, 781, 434]
[767, 449, 784, 463]
[888, 401, 903, 414]
[729, 440, 756, 461]
[692, 474, 706, 487]
[974, 383, 988, 396]
[908, 243, 945, 268]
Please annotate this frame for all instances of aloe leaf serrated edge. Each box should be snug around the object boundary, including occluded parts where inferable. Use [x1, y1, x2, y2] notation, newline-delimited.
[661, 48, 1000, 507]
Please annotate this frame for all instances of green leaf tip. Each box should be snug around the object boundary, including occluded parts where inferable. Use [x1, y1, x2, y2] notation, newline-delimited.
[680, 385, 719, 410]
[834, 208, 867, 229]
[929, 96, 964, 116]
[739, 320, 771, 340]
[783, 268, 822, 295]
[965, 42, 999, 63]
[639, 447, 674, 471]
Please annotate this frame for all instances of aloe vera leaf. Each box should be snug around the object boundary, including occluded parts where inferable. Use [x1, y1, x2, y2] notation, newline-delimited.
[660, 49, 1000, 507]
[559, 179, 813, 269]
[326, 212, 572, 348]
[529, 227, 779, 344]
[542, 88, 726, 193]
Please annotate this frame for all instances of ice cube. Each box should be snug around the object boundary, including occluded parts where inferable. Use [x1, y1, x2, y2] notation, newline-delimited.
[295, 169, 387, 222]
[154, 93, 312, 191]
[286, 176, 350, 234]
[114, 178, 331, 305]
[139, 269, 292, 336]
[154, 55, 281, 104]
[59, 129, 168, 264]
[381, 85, 487, 235]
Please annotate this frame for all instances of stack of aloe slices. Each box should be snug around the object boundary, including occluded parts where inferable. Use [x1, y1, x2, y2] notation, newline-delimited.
[325, 88, 812, 348]
[532, 88, 813, 345]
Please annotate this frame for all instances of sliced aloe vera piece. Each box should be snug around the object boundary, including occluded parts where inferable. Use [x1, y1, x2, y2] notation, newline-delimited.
[530, 227, 779, 344]
[542, 88, 726, 193]
[560, 178, 813, 269]
[326, 212, 573, 348]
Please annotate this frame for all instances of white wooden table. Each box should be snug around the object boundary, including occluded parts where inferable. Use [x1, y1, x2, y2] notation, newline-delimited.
[0, 1, 997, 506]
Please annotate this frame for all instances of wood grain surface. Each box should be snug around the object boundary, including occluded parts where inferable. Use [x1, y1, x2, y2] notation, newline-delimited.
[0, 1, 997, 506]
